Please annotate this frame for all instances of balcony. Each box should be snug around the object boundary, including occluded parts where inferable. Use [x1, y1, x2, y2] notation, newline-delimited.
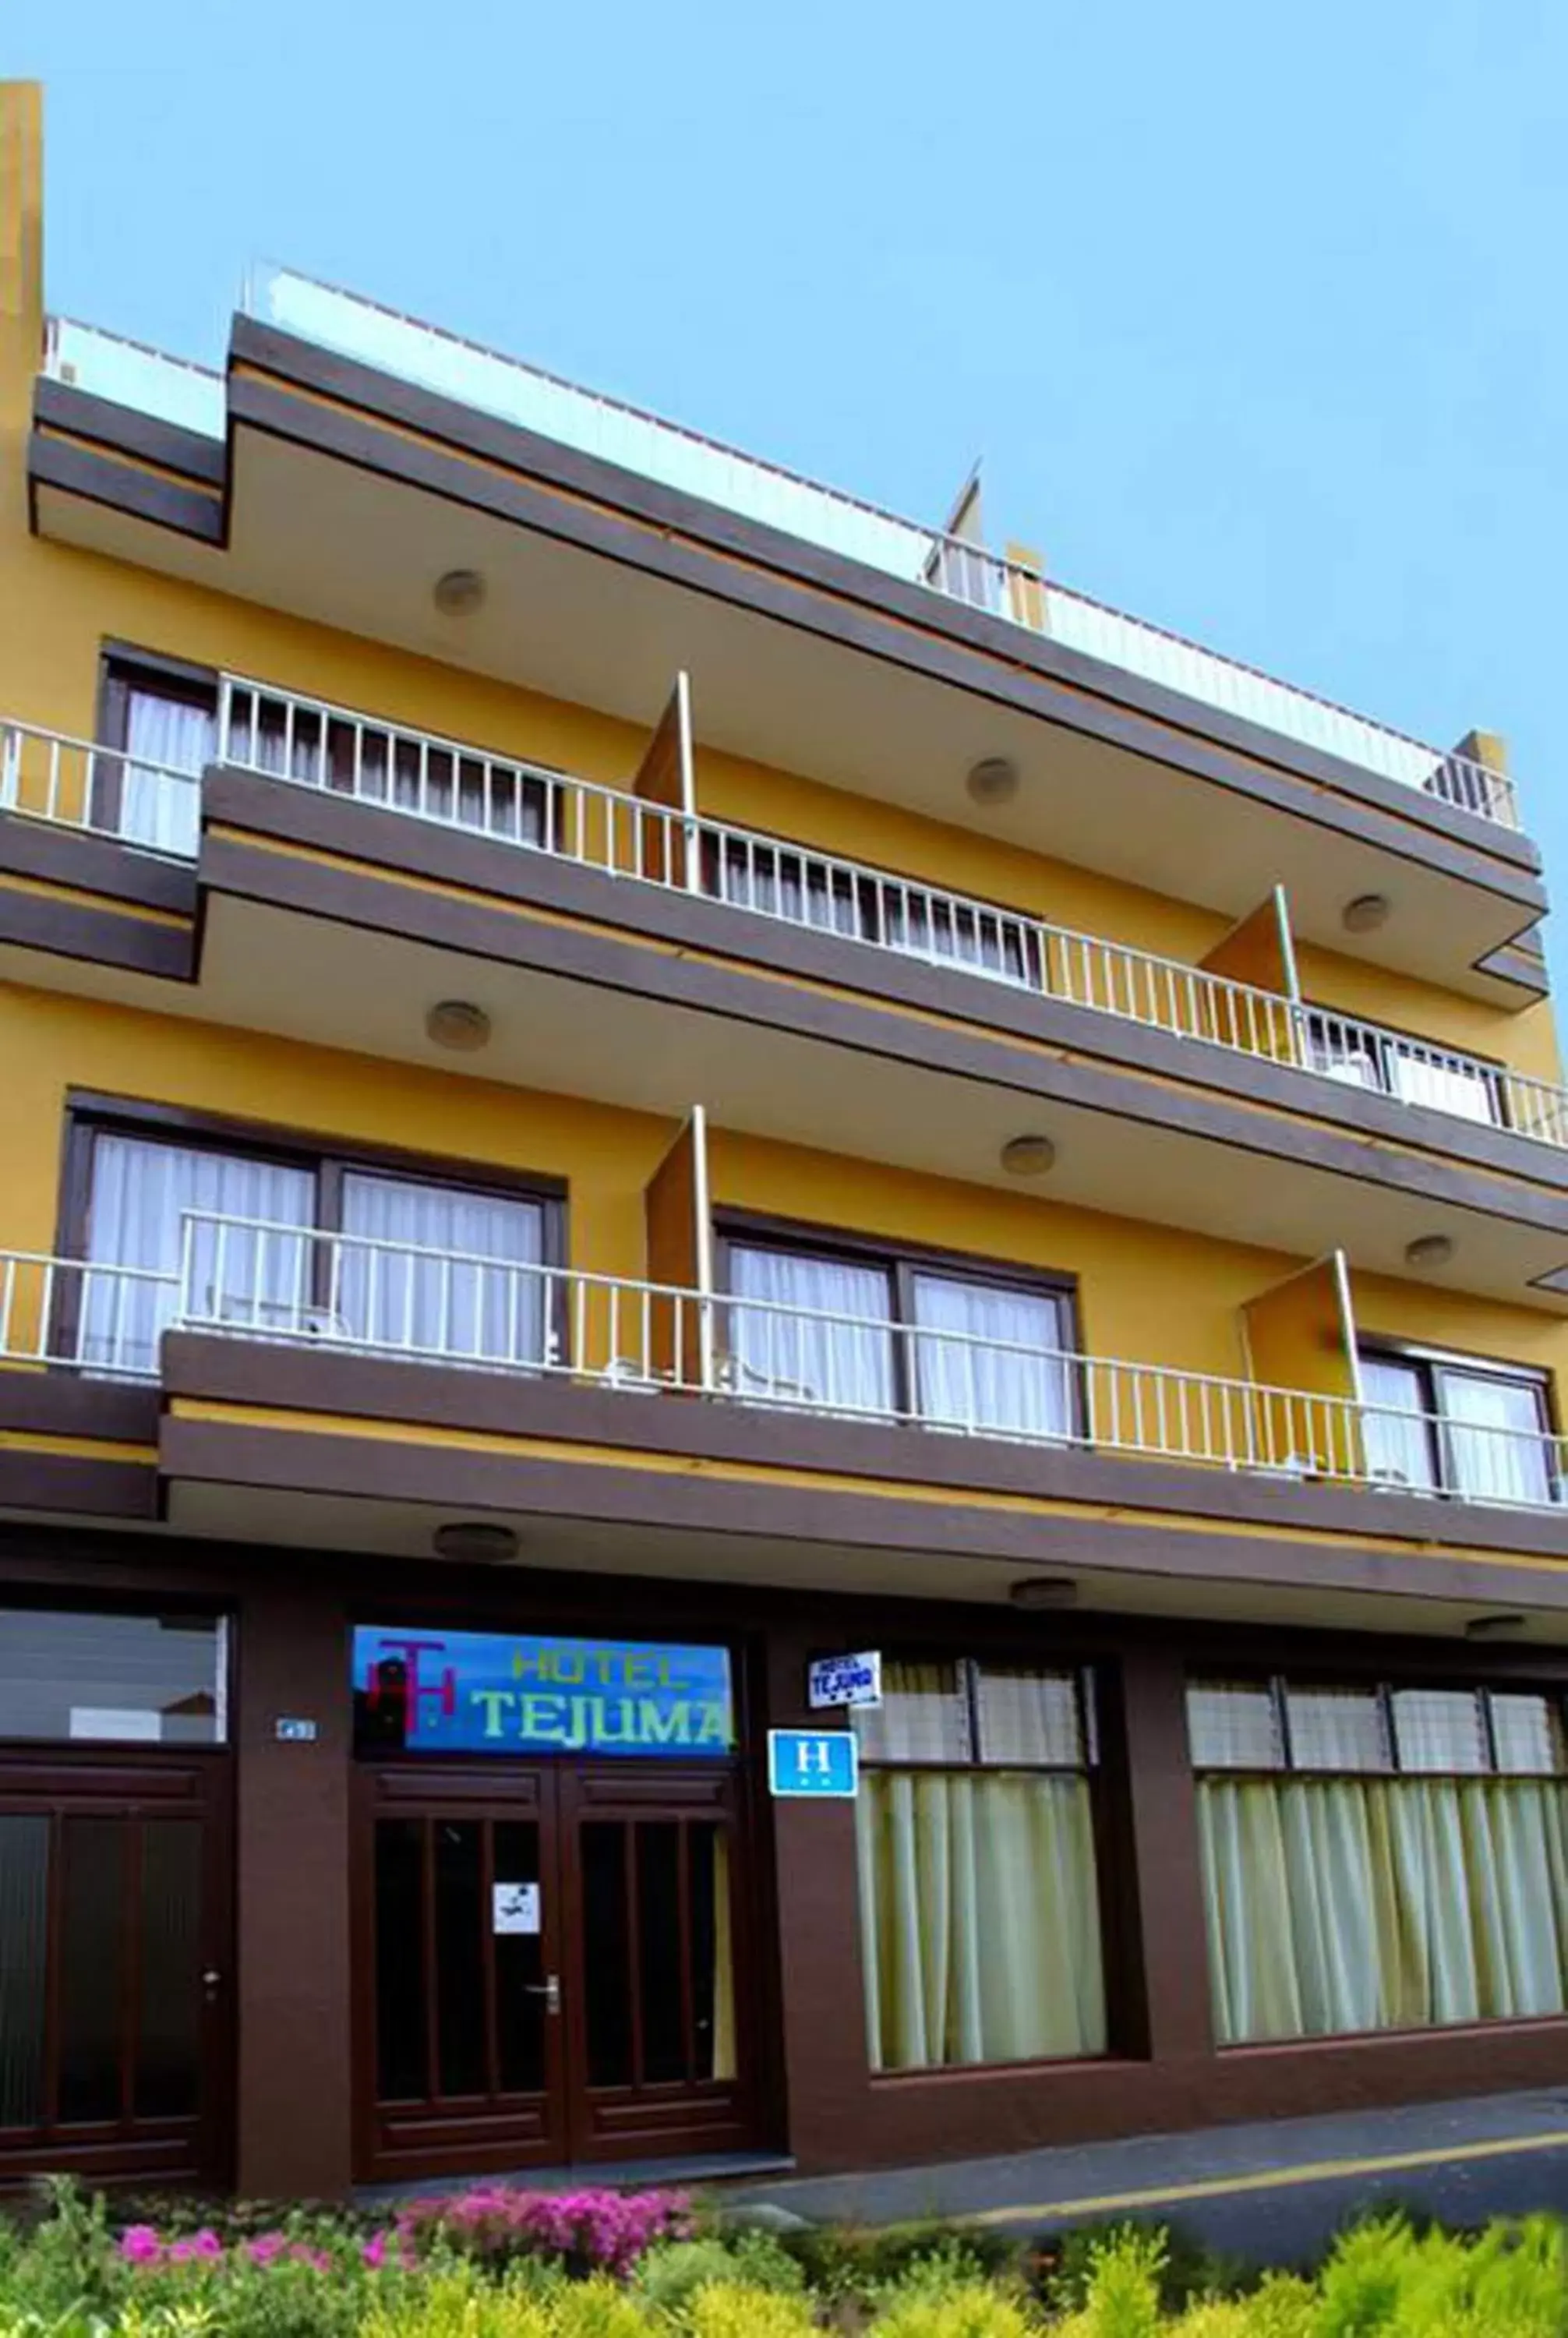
[43, 295, 1520, 839]
[2, 1227, 1565, 1605]
[33, 305, 1545, 1012]
[3, 689, 1564, 1157]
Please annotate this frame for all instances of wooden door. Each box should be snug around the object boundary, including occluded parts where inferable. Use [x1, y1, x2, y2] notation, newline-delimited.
[0, 1753, 231, 2191]
[355, 1761, 761, 2178]
[558, 1764, 757, 2164]
[354, 1763, 570, 2181]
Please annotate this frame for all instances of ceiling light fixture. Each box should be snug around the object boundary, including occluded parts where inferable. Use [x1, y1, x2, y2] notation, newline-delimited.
[1404, 1233, 1455, 1270]
[426, 1000, 493, 1053]
[1464, 1612, 1527, 1642]
[1001, 1133, 1056, 1177]
[433, 567, 487, 616]
[1008, 1577, 1079, 1612]
[432, 1520, 520, 1565]
[1342, 892, 1392, 934]
[966, 755, 1020, 807]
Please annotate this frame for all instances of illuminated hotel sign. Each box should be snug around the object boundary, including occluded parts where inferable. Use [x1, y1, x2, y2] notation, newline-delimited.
[351, 1626, 735, 1757]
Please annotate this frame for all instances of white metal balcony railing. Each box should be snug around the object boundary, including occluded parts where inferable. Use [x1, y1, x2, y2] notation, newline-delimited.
[44, 289, 1519, 833]
[2, 687, 1563, 1151]
[1, 1220, 1561, 1515]
[0, 715, 200, 856]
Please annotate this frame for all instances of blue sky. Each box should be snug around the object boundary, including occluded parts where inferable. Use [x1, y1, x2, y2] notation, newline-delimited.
[18, 0, 1566, 977]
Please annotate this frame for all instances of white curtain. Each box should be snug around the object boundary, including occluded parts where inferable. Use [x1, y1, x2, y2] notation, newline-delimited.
[909, 1273, 1071, 1439]
[1198, 1775, 1568, 2043]
[856, 1768, 1105, 2070]
[1359, 1355, 1437, 1491]
[1440, 1371, 1554, 1506]
[726, 1246, 894, 1414]
[82, 1135, 315, 1374]
[337, 1174, 547, 1365]
[716, 842, 863, 938]
[880, 891, 1031, 985]
[118, 691, 211, 856]
[240, 693, 542, 842]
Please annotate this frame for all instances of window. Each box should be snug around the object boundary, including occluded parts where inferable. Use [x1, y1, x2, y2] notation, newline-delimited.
[0, 1608, 226, 1744]
[70, 1111, 558, 1378]
[720, 1231, 1075, 1439]
[1189, 1674, 1568, 2043]
[1359, 1347, 1556, 1506]
[337, 1173, 548, 1368]
[705, 836, 1040, 988]
[222, 680, 549, 846]
[1302, 1011, 1501, 1128]
[709, 837, 867, 941]
[854, 1659, 1105, 2070]
[97, 658, 215, 856]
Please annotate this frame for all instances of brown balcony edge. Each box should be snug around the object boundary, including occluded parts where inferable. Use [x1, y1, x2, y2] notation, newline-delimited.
[161, 1331, 1568, 1563]
[28, 354, 1547, 910]
[201, 764, 1568, 1200]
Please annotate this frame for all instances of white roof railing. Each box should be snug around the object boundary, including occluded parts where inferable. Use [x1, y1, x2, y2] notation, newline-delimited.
[41, 277, 1520, 832]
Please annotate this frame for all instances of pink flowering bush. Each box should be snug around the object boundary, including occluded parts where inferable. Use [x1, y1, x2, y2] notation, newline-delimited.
[395, 2184, 693, 2276]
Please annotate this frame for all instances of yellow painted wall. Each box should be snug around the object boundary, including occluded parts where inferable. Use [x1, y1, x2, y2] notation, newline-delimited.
[1, 977, 1565, 1416]
[0, 72, 1554, 1100]
[0, 79, 1563, 1399]
[0, 982, 674, 1284]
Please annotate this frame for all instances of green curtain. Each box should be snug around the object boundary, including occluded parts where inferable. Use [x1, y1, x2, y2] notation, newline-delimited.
[856, 1768, 1105, 2070]
[1199, 1775, 1568, 2043]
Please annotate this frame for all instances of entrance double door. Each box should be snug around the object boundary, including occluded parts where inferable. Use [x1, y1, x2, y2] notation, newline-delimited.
[355, 1761, 757, 2180]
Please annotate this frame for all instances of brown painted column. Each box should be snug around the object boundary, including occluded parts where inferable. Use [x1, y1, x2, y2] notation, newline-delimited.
[761, 1625, 872, 2166]
[1116, 1645, 1214, 2066]
[234, 1577, 353, 2198]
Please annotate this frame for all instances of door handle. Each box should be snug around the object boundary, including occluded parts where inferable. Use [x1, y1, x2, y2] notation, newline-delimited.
[201, 1969, 222, 1997]
[524, 1974, 561, 2016]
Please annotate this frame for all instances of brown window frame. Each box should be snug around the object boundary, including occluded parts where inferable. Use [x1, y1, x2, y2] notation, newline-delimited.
[712, 1210, 1081, 1434]
[853, 1654, 1119, 2072]
[92, 647, 219, 836]
[54, 1093, 570, 1367]
[1187, 1668, 1568, 1784]
[1357, 1339, 1556, 1502]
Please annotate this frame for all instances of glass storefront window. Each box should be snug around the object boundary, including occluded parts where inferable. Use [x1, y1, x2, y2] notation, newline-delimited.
[1190, 1674, 1568, 2043]
[853, 1659, 1106, 2072]
[0, 1610, 227, 1745]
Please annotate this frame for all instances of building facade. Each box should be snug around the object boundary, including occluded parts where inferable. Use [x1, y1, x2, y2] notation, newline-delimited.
[4, 81, 1568, 2199]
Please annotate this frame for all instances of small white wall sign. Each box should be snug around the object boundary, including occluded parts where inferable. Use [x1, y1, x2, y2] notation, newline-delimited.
[807, 1651, 882, 1710]
[493, 1881, 542, 1936]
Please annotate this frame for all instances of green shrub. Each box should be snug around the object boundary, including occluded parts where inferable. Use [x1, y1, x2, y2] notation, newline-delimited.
[774, 2217, 1021, 2305]
[683, 2283, 818, 2338]
[637, 2230, 805, 2315]
[1042, 2221, 1248, 2318]
[870, 2278, 1041, 2336]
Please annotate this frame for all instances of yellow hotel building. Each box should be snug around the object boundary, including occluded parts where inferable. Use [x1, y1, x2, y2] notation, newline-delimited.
[2, 79, 1568, 2197]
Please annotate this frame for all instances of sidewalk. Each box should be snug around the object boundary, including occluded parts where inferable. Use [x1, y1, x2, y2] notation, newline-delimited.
[724, 2088, 1568, 2262]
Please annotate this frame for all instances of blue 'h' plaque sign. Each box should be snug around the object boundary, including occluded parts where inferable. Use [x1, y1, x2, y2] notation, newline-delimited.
[768, 1728, 858, 1799]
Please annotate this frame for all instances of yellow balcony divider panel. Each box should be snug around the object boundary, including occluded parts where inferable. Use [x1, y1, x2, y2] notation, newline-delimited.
[1239, 1248, 1365, 1481]
[941, 464, 985, 547]
[627, 669, 695, 888]
[1196, 885, 1301, 1058]
[641, 1104, 711, 1387]
[1005, 541, 1048, 634]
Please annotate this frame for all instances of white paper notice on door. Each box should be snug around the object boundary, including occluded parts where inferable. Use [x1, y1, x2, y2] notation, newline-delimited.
[493, 1881, 541, 1936]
